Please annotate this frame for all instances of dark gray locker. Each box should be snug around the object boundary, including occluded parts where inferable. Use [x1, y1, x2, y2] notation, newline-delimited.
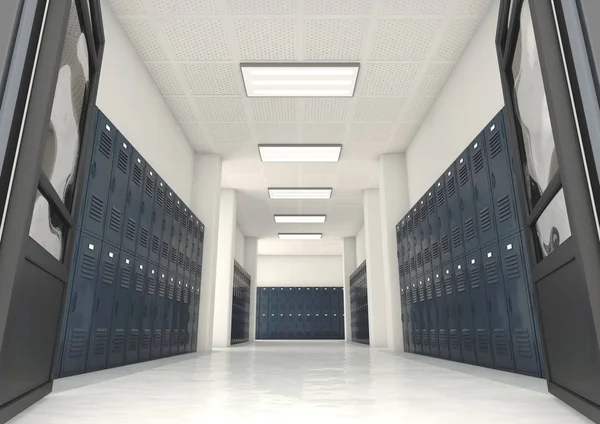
[405, 280, 414, 352]
[267, 287, 277, 339]
[427, 188, 440, 270]
[80, 114, 115, 239]
[323, 288, 332, 339]
[467, 251, 494, 368]
[161, 276, 175, 357]
[61, 233, 101, 376]
[499, 234, 540, 376]
[306, 288, 314, 339]
[103, 135, 131, 247]
[417, 277, 430, 355]
[454, 258, 477, 365]
[445, 164, 464, 260]
[187, 281, 196, 351]
[192, 285, 200, 351]
[434, 270, 450, 359]
[411, 279, 421, 353]
[295, 288, 305, 339]
[162, 190, 174, 271]
[469, 133, 497, 248]
[425, 274, 438, 357]
[457, 148, 479, 254]
[171, 278, 183, 353]
[151, 270, 167, 359]
[412, 205, 423, 275]
[122, 151, 144, 254]
[185, 212, 195, 279]
[178, 204, 189, 277]
[137, 165, 155, 260]
[400, 217, 408, 269]
[86, 242, 120, 372]
[420, 196, 431, 272]
[124, 260, 146, 364]
[313, 288, 323, 339]
[401, 285, 409, 351]
[196, 223, 205, 284]
[139, 264, 158, 362]
[149, 178, 165, 266]
[396, 224, 404, 282]
[484, 111, 519, 239]
[285, 288, 295, 337]
[482, 244, 515, 371]
[179, 280, 190, 352]
[435, 178, 452, 265]
[190, 218, 200, 282]
[258, 288, 269, 339]
[107, 251, 134, 368]
[407, 213, 416, 278]
[443, 265, 462, 362]
[171, 197, 182, 274]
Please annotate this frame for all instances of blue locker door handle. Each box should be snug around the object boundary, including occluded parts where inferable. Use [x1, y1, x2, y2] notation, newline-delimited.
[488, 300, 492, 312]
[91, 161, 97, 177]
[130, 304, 134, 316]
[460, 198, 464, 211]
[474, 187, 479, 200]
[72, 293, 78, 312]
[109, 177, 115, 192]
[141, 201, 145, 214]
[471, 302, 475, 316]
[507, 297, 512, 313]
[95, 298, 100, 312]
[115, 301, 119, 314]
[491, 173, 496, 188]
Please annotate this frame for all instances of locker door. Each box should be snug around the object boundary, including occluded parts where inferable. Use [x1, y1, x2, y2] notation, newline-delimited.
[401, 216, 409, 281]
[401, 285, 409, 351]
[137, 165, 155, 260]
[337, 288, 345, 339]
[418, 277, 430, 355]
[187, 282, 196, 351]
[80, 114, 115, 239]
[192, 285, 201, 352]
[103, 136, 131, 247]
[125, 260, 146, 364]
[107, 251, 134, 368]
[482, 244, 515, 371]
[285, 287, 295, 338]
[86, 243, 119, 372]
[427, 188, 440, 269]
[149, 178, 165, 266]
[294, 288, 304, 339]
[121, 149, 144, 254]
[410, 280, 421, 353]
[258, 288, 268, 339]
[446, 164, 464, 259]
[180, 280, 190, 352]
[305, 288, 314, 339]
[61, 234, 101, 376]
[484, 112, 520, 239]
[407, 213, 417, 279]
[172, 279, 183, 353]
[499, 235, 540, 376]
[185, 213, 195, 279]
[268, 288, 277, 339]
[139, 265, 158, 362]
[454, 258, 477, 364]
[178, 205, 189, 277]
[196, 223, 205, 284]
[457, 149, 479, 254]
[151, 271, 167, 359]
[162, 190, 174, 271]
[443, 265, 462, 362]
[435, 178, 452, 265]
[434, 270, 450, 359]
[469, 133, 497, 247]
[412, 205, 423, 275]
[311, 288, 320, 339]
[467, 251, 494, 368]
[425, 274, 438, 357]
[420, 197, 432, 273]
[161, 276, 175, 357]
[322, 288, 332, 339]
[399, 218, 407, 272]
[276, 287, 285, 339]
[171, 198, 182, 274]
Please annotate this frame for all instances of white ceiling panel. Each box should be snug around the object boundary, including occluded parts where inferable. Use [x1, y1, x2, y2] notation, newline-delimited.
[359, 63, 423, 95]
[304, 20, 368, 61]
[120, 19, 167, 61]
[250, 98, 297, 122]
[417, 62, 456, 96]
[236, 20, 297, 61]
[305, 0, 375, 15]
[148, 0, 221, 14]
[354, 97, 405, 122]
[164, 96, 196, 122]
[160, 20, 232, 61]
[227, 0, 296, 15]
[180, 63, 241, 95]
[206, 123, 252, 143]
[106, 0, 146, 15]
[145, 63, 185, 95]
[304, 98, 351, 122]
[302, 123, 347, 143]
[433, 18, 481, 61]
[370, 20, 441, 61]
[195, 97, 247, 122]
[379, 0, 453, 15]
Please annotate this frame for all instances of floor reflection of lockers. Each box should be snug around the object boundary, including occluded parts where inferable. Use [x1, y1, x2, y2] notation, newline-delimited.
[256, 287, 344, 340]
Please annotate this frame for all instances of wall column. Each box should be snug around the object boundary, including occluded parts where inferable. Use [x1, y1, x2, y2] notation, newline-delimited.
[342, 237, 357, 342]
[244, 238, 259, 341]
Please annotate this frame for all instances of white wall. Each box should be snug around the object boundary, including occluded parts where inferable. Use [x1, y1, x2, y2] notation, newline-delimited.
[257, 256, 343, 287]
[97, 1, 194, 203]
[235, 226, 245, 266]
[405, 1, 504, 206]
[356, 226, 366, 266]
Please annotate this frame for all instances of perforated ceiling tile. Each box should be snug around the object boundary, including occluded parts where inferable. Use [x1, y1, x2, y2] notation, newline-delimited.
[370, 19, 441, 61]
[304, 19, 367, 61]
[206, 123, 252, 143]
[299, 173, 337, 187]
[106, 0, 146, 15]
[227, 0, 295, 14]
[160, 20, 231, 61]
[180, 64, 241, 95]
[300, 162, 338, 175]
[250, 98, 296, 122]
[148, 0, 221, 14]
[302, 124, 347, 143]
[255, 123, 300, 143]
[305, 0, 375, 15]
[417, 62, 455, 95]
[401, 96, 435, 123]
[380, 0, 453, 15]
[457, 0, 494, 15]
[304, 98, 351, 122]
[354, 97, 405, 122]
[434, 18, 481, 61]
[389, 123, 420, 150]
[120, 19, 167, 61]
[348, 123, 395, 144]
[359, 63, 422, 95]
[164, 97, 196, 122]
[236, 19, 296, 60]
[195, 97, 247, 122]
[181, 124, 211, 151]
[144, 63, 184, 95]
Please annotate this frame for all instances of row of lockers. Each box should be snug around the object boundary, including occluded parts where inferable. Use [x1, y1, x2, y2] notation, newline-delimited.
[256, 287, 344, 339]
[350, 261, 369, 345]
[231, 261, 251, 345]
[58, 109, 205, 377]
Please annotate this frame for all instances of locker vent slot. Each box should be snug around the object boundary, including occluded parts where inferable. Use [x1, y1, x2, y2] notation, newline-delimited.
[473, 149, 484, 173]
[428, 198, 435, 215]
[172, 330, 179, 346]
[515, 328, 533, 358]
[158, 279, 166, 297]
[111, 329, 125, 353]
[133, 163, 143, 186]
[171, 247, 177, 264]
[470, 265, 481, 289]
[148, 276, 157, 295]
[425, 281, 433, 299]
[497, 195, 512, 222]
[464, 218, 475, 241]
[505, 254, 520, 279]
[117, 149, 128, 174]
[68, 329, 87, 357]
[186, 257, 191, 272]
[180, 331, 187, 346]
[404, 260, 410, 275]
[451, 227, 461, 249]
[163, 330, 171, 347]
[127, 329, 139, 351]
[447, 176, 456, 197]
[168, 283, 175, 299]
[439, 329, 448, 349]
[419, 286, 425, 302]
[420, 206, 426, 222]
[415, 330, 421, 346]
[407, 220, 413, 234]
[437, 187, 445, 207]
[136, 271, 145, 291]
[179, 252, 185, 268]
[412, 289, 417, 304]
[450, 329, 460, 351]
[109, 208, 122, 233]
[424, 247, 431, 265]
[92, 329, 108, 355]
[90, 195, 104, 223]
[157, 187, 164, 207]
[476, 329, 490, 352]
[410, 257, 416, 273]
[166, 197, 173, 215]
[176, 285, 182, 302]
[99, 131, 112, 158]
[153, 330, 162, 348]
[400, 290, 406, 305]
[417, 252, 423, 269]
[445, 277, 453, 295]
[140, 227, 149, 248]
[162, 241, 169, 259]
[489, 131, 502, 158]
[430, 329, 437, 347]
[145, 176, 154, 197]
[422, 330, 429, 347]
[396, 229, 401, 244]
[413, 216, 419, 229]
[409, 330, 415, 346]
[125, 219, 136, 241]
[184, 289, 189, 303]
[102, 261, 116, 285]
[181, 216, 187, 229]
[152, 235, 160, 253]
[174, 205, 181, 222]
[459, 164, 468, 186]
[81, 253, 97, 280]
[120, 267, 131, 289]
[493, 329, 510, 355]
[441, 235, 450, 253]
[484, 261, 498, 285]
[462, 329, 474, 352]
[141, 330, 151, 350]
[191, 261, 197, 275]
[432, 242, 440, 259]
[479, 208, 492, 232]
[456, 271, 466, 292]
[434, 279, 443, 297]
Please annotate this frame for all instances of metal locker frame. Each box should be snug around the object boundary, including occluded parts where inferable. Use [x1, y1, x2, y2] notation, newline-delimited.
[443, 265, 462, 362]
[121, 150, 144, 255]
[427, 188, 441, 270]
[171, 278, 183, 354]
[466, 250, 494, 368]
[103, 135, 131, 247]
[161, 275, 175, 357]
[137, 164, 156, 260]
[139, 264, 158, 362]
[446, 164, 464, 260]
[454, 257, 477, 365]
[435, 177, 453, 266]
[434, 270, 450, 359]
[107, 251, 134, 368]
[457, 147, 480, 254]
[425, 274, 439, 357]
[412, 204, 423, 275]
[177, 204, 188, 277]
[171, 197, 182, 274]
[420, 196, 432, 273]
[150, 178, 166, 266]
[151, 270, 167, 359]
[417, 277, 430, 356]
[124, 259, 146, 364]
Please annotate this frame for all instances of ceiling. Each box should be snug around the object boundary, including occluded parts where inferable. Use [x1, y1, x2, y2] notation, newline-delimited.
[106, 0, 493, 253]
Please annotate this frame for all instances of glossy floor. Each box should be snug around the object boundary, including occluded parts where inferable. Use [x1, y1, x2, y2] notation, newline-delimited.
[10, 341, 590, 424]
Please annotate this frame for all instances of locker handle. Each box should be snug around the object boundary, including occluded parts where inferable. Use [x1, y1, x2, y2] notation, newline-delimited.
[141, 201, 145, 214]
[488, 300, 492, 312]
[72, 293, 78, 312]
[491, 173, 496, 188]
[96, 298, 100, 312]
[508, 296, 513, 313]
[115, 301, 119, 314]
[474, 187, 479, 201]
[448, 208, 451, 220]
[151, 210, 156, 223]
[460, 198, 464, 211]
[109, 177, 115, 192]
[458, 305, 461, 317]
[130, 304, 133, 316]
[471, 302, 475, 316]
[91, 161, 97, 177]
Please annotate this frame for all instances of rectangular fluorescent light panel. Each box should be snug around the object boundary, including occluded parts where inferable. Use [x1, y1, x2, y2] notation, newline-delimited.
[278, 233, 323, 240]
[268, 188, 332, 200]
[241, 64, 359, 97]
[274, 215, 326, 224]
[259, 145, 341, 163]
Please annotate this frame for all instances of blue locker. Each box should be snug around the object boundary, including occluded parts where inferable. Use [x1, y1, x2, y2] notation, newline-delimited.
[61, 233, 101, 376]
[103, 135, 131, 247]
[457, 149, 479, 254]
[139, 264, 158, 362]
[151, 270, 167, 359]
[420, 196, 431, 273]
[443, 265, 462, 362]
[467, 251, 494, 368]
[403, 281, 412, 351]
[80, 113, 115, 239]
[426, 188, 440, 270]
[196, 223, 205, 284]
[190, 218, 201, 282]
[396, 223, 404, 282]
[187, 281, 196, 351]
[162, 190, 174, 270]
[124, 259, 146, 364]
[268, 287, 277, 339]
[86, 242, 120, 372]
[107, 251, 134, 368]
[295, 288, 305, 339]
[178, 205, 189, 277]
[137, 165, 155, 260]
[399, 217, 408, 271]
[401, 284, 409, 351]
[171, 278, 183, 353]
[406, 213, 416, 278]
[434, 270, 450, 359]
[170, 197, 182, 273]
[161, 275, 175, 357]
[192, 285, 201, 352]
[445, 164, 464, 260]
[499, 234, 540, 376]
[412, 205, 423, 275]
[454, 258, 477, 364]
[258, 288, 269, 339]
[305, 288, 314, 339]
[179, 280, 190, 352]
[484, 111, 519, 239]
[285, 288, 295, 338]
[435, 178, 452, 265]
[274, 288, 284, 339]
[411, 279, 421, 353]
[121, 150, 144, 254]
[314, 288, 324, 339]
[322, 288, 332, 339]
[417, 277, 430, 355]
[469, 133, 497, 248]
[425, 274, 439, 357]
[149, 178, 165, 266]
[185, 212, 195, 279]
[482, 244, 515, 371]
[337, 288, 344, 339]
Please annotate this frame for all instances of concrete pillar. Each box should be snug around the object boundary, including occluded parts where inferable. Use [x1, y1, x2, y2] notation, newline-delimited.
[378, 153, 410, 352]
[342, 237, 357, 341]
[244, 238, 259, 341]
[363, 189, 388, 348]
[191, 154, 222, 353]
[212, 189, 237, 348]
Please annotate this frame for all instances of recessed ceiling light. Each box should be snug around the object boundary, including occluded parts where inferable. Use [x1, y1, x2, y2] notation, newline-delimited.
[259, 145, 341, 163]
[241, 63, 359, 97]
[278, 233, 323, 240]
[268, 188, 332, 200]
[274, 215, 327, 224]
